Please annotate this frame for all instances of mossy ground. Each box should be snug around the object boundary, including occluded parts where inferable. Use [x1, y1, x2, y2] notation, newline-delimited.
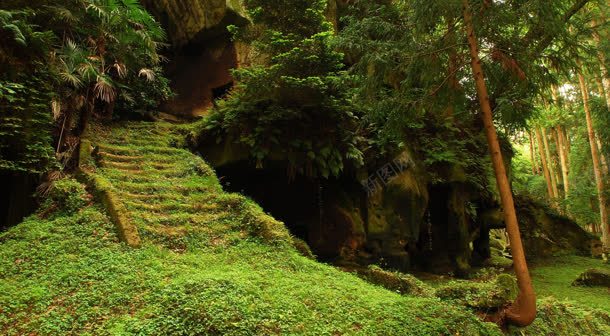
[529, 255, 610, 312]
[0, 206, 503, 335]
[1, 122, 608, 335]
[0, 122, 500, 335]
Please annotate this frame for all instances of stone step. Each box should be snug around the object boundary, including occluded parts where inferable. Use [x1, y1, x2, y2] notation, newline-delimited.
[117, 181, 213, 195]
[123, 199, 220, 214]
[98, 152, 144, 163]
[98, 144, 183, 157]
[132, 211, 229, 227]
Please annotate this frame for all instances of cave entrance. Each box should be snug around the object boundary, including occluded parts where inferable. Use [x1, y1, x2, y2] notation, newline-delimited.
[162, 33, 238, 116]
[414, 185, 451, 272]
[416, 184, 473, 276]
[215, 161, 320, 242]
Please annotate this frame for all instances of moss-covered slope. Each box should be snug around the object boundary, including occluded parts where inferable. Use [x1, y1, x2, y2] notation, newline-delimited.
[1, 122, 608, 335]
[0, 122, 500, 335]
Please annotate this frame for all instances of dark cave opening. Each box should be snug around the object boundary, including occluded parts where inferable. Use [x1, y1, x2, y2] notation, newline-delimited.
[414, 185, 452, 272]
[161, 32, 238, 116]
[0, 172, 38, 230]
[215, 161, 320, 243]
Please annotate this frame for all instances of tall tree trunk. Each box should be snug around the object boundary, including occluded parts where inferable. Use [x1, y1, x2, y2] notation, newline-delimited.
[596, 135, 609, 177]
[592, 20, 610, 113]
[556, 127, 570, 196]
[562, 123, 571, 154]
[577, 65, 609, 257]
[463, 0, 536, 326]
[542, 128, 559, 199]
[528, 131, 539, 174]
[559, 125, 571, 170]
[550, 85, 569, 190]
[536, 128, 555, 200]
[445, 17, 461, 118]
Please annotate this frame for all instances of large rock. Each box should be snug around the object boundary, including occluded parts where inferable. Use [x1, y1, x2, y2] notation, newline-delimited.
[515, 196, 601, 259]
[572, 268, 610, 287]
[141, 0, 248, 47]
[365, 150, 429, 271]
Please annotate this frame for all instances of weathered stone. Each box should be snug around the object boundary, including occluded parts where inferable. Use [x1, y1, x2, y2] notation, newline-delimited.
[142, 0, 248, 47]
[365, 150, 428, 271]
[355, 265, 435, 297]
[515, 196, 600, 259]
[435, 274, 518, 309]
[309, 188, 367, 261]
[572, 268, 610, 287]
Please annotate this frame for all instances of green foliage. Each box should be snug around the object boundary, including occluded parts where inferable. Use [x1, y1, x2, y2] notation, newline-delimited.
[41, 178, 91, 215]
[0, 75, 57, 173]
[507, 297, 610, 336]
[435, 274, 518, 309]
[0, 0, 171, 174]
[357, 265, 435, 298]
[204, 0, 363, 178]
[530, 255, 610, 312]
[0, 139, 502, 335]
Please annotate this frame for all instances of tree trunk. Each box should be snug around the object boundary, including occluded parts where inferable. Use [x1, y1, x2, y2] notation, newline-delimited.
[577, 66, 609, 257]
[445, 17, 461, 118]
[528, 131, 539, 175]
[596, 135, 609, 177]
[550, 85, 569, 193]
[536, 128, 555, 200]
[559, 125, 571, 170]
[462, 0, 536, 326]
[592, 20, 610, 113]
[556, 127, 569, 196]
[562, 124, 571, 154]
[542, 128, 559, 199]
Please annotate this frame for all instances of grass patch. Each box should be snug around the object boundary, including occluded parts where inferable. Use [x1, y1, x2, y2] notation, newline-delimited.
[0, 206, 501, 335]
[529, 255, 610, 312]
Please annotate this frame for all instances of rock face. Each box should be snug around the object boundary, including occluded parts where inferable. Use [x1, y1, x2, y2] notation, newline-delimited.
[142, 0, 250, 117]
[201, 140, 495, 275]
[515, 196, 601, 259]
[141, 0, 248, 47]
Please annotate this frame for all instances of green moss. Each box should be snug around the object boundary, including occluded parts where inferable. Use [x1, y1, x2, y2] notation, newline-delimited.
[507, 298, 610, 336]
[434, 274, 518, 309]
[357, 265, 435, 298]
[530, 255, 610, 311]
[0, 206, 501, 335]
[41, 178, 90, 215]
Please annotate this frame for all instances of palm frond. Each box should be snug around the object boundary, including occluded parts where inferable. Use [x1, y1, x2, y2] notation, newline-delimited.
[94, 74, 116, 102]
[113, 62, 127, 78]
[44, 5, 79, 25]
[86, 2, 108, 18]
[138, 68, 155, 81]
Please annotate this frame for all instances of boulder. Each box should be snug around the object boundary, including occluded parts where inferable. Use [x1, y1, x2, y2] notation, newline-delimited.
[355, 265, 434, 298]
[572, 268, 610, 288]
[365, 150, 429, 271]
[515, 196, 600, 259]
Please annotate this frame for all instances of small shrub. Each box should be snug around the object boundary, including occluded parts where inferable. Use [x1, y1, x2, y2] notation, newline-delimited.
[435, 274, 518, 309]
[42, 178, 90, 214]
[358, 265, 435, 298]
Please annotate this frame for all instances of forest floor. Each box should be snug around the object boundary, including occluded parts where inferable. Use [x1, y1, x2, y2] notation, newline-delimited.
[0, 121, 608, 335]
[529, 255, 610, 311]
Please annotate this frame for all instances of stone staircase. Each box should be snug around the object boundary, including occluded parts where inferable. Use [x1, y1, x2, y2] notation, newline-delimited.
[80, 121, 288, 251]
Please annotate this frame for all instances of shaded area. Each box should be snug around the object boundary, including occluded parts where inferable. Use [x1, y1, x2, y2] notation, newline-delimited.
[161, 35, 238, 116]
[216, 161, 319, 243]
[0, 172, 37, 230]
